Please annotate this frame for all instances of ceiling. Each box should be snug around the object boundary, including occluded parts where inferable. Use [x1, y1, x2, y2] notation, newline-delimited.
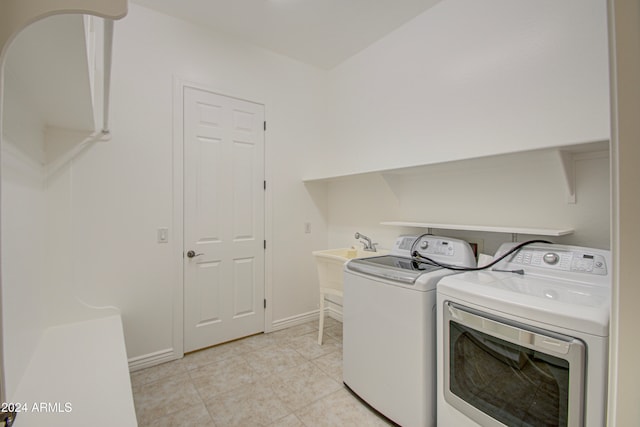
[131, 0, 443, 69]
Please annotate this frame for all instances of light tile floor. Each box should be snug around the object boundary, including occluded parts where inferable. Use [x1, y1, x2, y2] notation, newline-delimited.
[130, 317, 392, 426]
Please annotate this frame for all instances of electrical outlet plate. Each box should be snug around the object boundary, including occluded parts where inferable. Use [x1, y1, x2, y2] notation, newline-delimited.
[467, 239, 484, 258]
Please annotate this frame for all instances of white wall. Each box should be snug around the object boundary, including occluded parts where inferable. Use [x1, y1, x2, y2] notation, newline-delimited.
[59, 4, 328, 361]
[327, 148, 610, 255]
[607, 0, 640, 424]
[314, 0, 610, 180]
[0, 68, 47, 398]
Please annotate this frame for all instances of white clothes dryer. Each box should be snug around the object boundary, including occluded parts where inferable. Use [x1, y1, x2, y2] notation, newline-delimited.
[343, 235, 476, 427]
[436, 242, 611, 427]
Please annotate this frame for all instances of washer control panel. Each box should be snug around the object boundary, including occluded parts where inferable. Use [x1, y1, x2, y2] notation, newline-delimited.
[392, 235, 477, 267]
[395, 236, 456, 257]
[511, 248, 607, 275]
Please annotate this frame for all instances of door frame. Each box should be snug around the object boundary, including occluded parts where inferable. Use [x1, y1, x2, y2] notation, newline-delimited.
[172, 77, 273, 358]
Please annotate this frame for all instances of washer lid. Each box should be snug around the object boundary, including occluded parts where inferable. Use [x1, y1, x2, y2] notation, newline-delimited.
[438, 271, 610, 336]
[346, 255, 441, 284]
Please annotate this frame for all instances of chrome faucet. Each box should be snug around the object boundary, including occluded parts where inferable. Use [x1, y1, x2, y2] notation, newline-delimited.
[355, 232, 377, 252]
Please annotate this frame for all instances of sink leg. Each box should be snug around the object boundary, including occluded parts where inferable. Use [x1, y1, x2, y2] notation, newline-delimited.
[318, 293, 325, 345]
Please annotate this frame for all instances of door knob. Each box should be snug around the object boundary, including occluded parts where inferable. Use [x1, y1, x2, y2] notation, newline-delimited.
[187, 250, 203, 258]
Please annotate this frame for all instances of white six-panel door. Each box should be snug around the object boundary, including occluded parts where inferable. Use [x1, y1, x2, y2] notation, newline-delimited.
[183, 86, 265, 353]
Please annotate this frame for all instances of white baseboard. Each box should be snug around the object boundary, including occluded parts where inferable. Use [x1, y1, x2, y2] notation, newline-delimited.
[270, 307, 342, 332]
[128, 348, 181, 372]
[270, 309, 320, 332]
[129, 309, 343, 372]
[326, 306, 343, 322]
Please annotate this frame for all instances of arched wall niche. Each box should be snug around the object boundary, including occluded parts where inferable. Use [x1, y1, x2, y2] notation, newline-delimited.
[0, 0, 127, 406]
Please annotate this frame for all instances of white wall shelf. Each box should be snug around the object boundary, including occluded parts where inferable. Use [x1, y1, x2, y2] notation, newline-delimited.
[381, 221, 574, 237]
[303, 141, 609, 185]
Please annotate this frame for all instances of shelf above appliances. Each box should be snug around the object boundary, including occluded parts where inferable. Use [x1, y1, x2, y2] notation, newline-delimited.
[380, 221, 574, 241]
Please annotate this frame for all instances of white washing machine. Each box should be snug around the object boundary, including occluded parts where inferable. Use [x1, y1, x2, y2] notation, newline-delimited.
[436, 242, 611, 427]
[343, 235, 476, 427]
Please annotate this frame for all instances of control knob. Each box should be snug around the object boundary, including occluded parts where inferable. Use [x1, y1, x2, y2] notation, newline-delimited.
[420, 241, 429, 250]
[543, 252, 560, 265]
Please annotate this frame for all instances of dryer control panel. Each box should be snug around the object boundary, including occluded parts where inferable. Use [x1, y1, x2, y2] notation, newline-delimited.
[510, 248, 607, 275]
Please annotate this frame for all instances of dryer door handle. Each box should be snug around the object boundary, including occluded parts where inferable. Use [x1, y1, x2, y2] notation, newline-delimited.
[446, 302, 578, 356]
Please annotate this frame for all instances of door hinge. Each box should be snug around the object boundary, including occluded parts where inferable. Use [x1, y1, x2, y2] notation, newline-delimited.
[264, 299, 267, 309]
[263, 180, 266, 190]
[263, 121, 266, 131]
[264, 240, 267, 249]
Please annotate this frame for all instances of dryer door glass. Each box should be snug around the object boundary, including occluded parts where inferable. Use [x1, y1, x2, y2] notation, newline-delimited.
[443, 302, 585, 427]
[451, 322, 569, 426]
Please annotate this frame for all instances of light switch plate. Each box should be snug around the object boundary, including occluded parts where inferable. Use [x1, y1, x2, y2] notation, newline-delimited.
[157, 228, 169, 243]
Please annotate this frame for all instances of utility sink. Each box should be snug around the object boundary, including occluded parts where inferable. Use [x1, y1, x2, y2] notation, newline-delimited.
[313, 246, 388, 344]
[312, 247, 389, 294]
